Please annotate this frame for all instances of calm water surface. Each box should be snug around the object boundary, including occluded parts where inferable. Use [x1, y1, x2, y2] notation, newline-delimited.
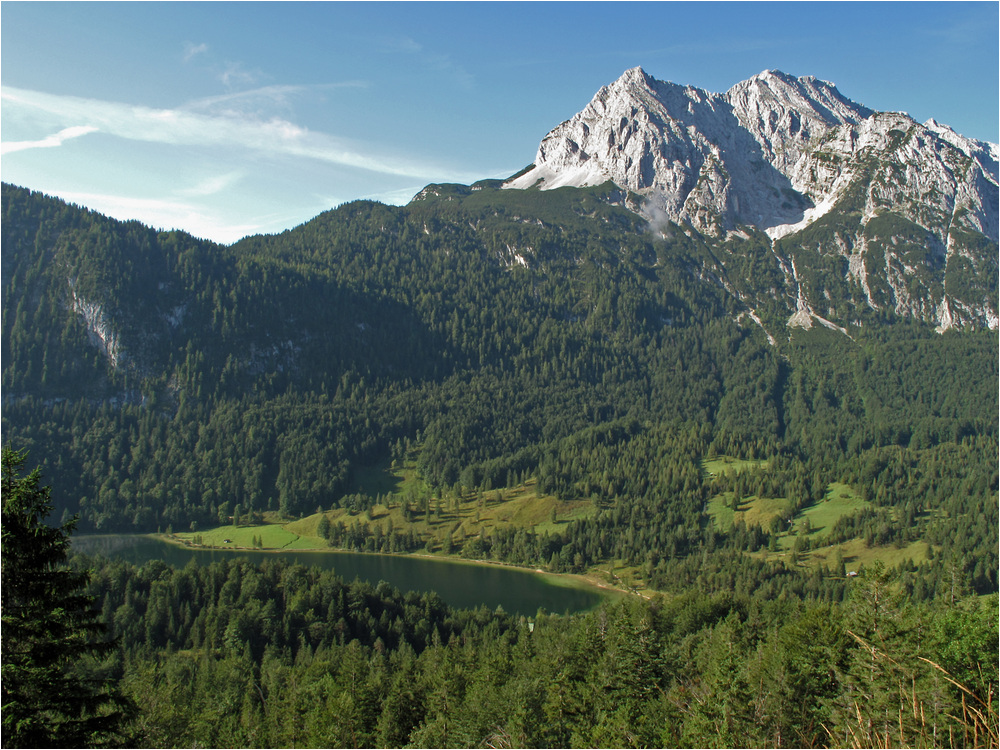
[72, 535, 603, 616]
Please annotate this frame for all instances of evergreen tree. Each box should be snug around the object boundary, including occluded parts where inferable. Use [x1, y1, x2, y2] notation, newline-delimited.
[317, 514, 332, 540]
[1, 447, 133, 747]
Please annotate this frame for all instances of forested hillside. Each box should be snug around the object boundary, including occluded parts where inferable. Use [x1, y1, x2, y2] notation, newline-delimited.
[2, 181, 997, 600]
[3, 180, 998, 748]
[73, 554, 996, 748]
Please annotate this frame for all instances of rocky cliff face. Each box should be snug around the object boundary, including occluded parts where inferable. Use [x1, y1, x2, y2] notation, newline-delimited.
[504, 67, 998, 331]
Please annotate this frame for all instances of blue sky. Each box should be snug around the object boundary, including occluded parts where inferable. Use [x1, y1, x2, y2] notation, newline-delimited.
[2, 1, 997, 244]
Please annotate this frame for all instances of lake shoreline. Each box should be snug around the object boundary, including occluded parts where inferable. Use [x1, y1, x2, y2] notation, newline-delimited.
[80, 532, 629, 603]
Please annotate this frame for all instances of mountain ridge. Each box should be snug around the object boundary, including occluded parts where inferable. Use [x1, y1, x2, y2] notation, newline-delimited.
[504, 67, 996, 238]
[501, 67, 998, 332]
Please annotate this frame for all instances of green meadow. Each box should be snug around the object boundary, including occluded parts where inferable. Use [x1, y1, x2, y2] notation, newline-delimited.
[176, 455, 927, 590]
[785, 482, 868, 540]
[707, 493, 791, 531]
[175, 522, 324, 550]
[706, 477, 930, 572]
[176, 449, 598, 556]
[701, 455, 768, 478]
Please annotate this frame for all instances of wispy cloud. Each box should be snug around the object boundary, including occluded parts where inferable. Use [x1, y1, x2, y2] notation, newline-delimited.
[182, 81, 368, 119]
[53, 189, 267, 244]
[176, 172, 245, 198]
[220, 60, 263, 89]
[183, 41, 209, 63]
[181, 44, 276, 99]
[1, 85, 458, 179]
[377, 35, 424, 54]
[426, 54, 475, 91]
[184, 83, 310, 112]
[0, 124, 97, 154]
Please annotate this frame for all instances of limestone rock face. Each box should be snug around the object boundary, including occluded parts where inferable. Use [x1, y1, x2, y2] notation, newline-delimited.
[504, 67, 998, 331]
[726, 70, 871, 171]
[505, 67, 996, 240]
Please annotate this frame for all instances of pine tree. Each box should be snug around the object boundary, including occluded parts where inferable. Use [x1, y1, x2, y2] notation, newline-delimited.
[830, 560, 914, 747]
[1, 447, 133, 747]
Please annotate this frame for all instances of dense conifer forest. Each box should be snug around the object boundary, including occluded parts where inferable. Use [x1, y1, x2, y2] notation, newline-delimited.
[68, 554, 992, 748]
[2, 181, 997, 746]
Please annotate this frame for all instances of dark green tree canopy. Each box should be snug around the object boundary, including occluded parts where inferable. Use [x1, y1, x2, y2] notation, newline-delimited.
[1, 446, 133, 748]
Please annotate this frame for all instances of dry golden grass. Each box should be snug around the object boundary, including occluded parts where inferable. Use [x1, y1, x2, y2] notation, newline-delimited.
[830, 631, 999, 749]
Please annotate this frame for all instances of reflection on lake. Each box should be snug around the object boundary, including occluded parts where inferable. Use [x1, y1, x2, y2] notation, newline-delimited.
[71, 535, 603, 616]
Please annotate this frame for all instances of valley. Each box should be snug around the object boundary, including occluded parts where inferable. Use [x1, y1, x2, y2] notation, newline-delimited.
[2, 61, 996, 748]
[165, 451, 936, 602]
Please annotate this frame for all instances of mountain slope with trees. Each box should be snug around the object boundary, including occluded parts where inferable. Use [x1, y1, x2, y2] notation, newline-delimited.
[2, 181, 996, 599]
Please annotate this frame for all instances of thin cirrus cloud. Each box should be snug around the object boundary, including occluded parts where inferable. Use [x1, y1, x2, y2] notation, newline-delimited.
[377, 35, 475, 91]
[219, 60, 265, 90]
[176, 172, 245, 198]
[54, 188, 275, 245]
[182, 41, 209, 63]
[182, 81, 369, 119]
[1, 124, 98, 154]
[0, 84, 460, 180]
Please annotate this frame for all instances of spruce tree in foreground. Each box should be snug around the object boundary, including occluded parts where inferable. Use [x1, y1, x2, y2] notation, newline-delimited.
[1, 447, 133, 748]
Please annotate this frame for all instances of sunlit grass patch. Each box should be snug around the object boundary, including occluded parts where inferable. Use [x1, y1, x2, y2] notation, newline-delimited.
[773, 482, 870, 552]
[283, 472, 596, 554]
[332, 447, 600, 545]
[701, 455, 768, 478]
[794, 482, 868, 537]
[286, 511, 345, 538]
[280, 533, 327, 550]
[708, 493, 790, 531]
[707, 494, 735, 529]
[809, 537, 932, 572]
[175, 523, 304, 549]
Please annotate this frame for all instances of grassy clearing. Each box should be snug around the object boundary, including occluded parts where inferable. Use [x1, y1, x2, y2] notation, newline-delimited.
[776, 482, 869, 551]
[328, 451, 597, 550]
[796, 482, 867, 535]
[707, 493, 791, 531]
[174, 522, 322, 550]
[791, 538, 932, 573]
[176, 456, 596, 558]
[707, 481, 869, 545]
[701, 455, 768, 478]
[749, 481, 929, 573]
[705, 478, 922, 576]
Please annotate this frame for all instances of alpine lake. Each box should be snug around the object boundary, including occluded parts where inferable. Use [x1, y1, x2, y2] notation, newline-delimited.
[71, 534, 607, 616]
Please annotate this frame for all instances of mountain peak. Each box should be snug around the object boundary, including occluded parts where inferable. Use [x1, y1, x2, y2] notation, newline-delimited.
[751, 68, 795, 81]
[726, 68, 869, 124]
[505, 67, 873, 229]
[617, 65, 650, 84]
[748, 69, 823, 85]
[600, 66, 656, 102]
[501, 66, 997, 332]
[504, 65, 994, 236]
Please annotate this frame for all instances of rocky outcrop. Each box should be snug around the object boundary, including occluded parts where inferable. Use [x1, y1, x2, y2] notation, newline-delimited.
[69, 283, 125, 369]
[506, 67, 996, 237]
[504, 67, 998, 331]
